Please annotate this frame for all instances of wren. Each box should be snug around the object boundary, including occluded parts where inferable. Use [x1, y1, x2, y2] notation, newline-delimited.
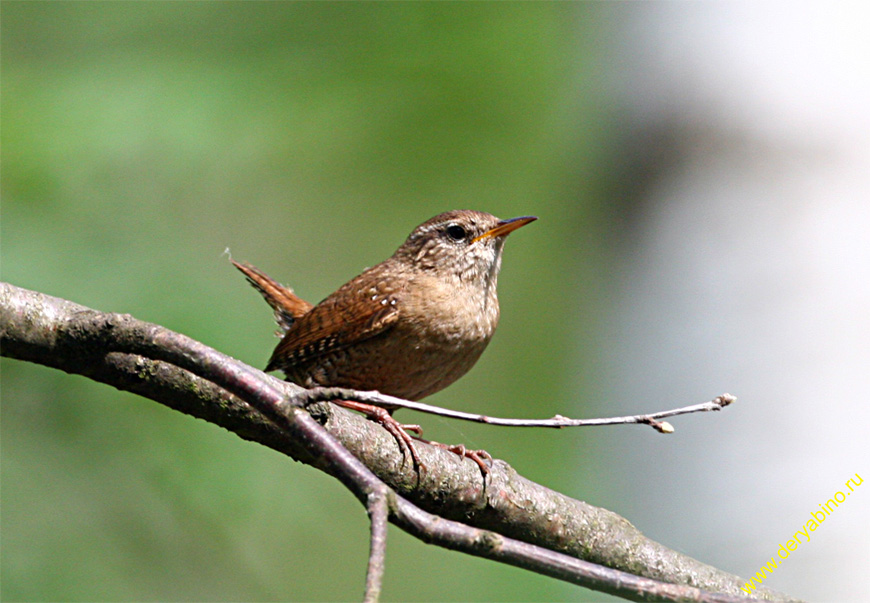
[235, 210, 535, 472]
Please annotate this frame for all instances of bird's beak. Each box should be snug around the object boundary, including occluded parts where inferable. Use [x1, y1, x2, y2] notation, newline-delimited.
[472, 216, 537, 243]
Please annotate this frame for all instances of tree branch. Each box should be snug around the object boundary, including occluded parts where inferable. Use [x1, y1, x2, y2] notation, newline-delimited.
[0, 282, 797, 602]
[364, 488, 390, 603]
[294, 386, 736, 433]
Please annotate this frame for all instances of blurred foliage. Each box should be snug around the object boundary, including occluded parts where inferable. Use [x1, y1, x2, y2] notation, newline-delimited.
[2, 2, 617, 601]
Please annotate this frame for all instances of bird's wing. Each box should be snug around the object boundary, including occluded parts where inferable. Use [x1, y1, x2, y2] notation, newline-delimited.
[233, 260, 314, 332]
[265, 274, 401, 372]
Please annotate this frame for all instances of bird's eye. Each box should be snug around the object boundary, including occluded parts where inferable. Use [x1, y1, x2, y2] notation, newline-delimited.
[446, 224, 467, 242]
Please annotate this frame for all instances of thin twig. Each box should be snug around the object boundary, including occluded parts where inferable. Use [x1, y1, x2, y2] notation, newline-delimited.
[297, 387, 736, 434]
[364, 489, 390, 603]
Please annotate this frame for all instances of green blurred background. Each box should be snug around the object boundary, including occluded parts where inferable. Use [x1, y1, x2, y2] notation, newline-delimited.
[6, 3, 869, 602]
[2, 3, 614, 601]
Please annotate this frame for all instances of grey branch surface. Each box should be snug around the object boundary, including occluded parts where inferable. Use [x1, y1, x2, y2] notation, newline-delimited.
[0, 282, 797, 602]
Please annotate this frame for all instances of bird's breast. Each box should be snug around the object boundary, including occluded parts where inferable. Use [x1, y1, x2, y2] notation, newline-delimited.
[399, 272, 500, 349]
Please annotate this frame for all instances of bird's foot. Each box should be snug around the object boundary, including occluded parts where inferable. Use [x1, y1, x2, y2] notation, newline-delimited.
[326, 400, 492, 476]
[331, 400, 424, 469]
[420, 439, 493, 476]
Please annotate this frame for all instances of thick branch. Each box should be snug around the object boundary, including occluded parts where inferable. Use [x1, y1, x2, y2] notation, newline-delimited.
[0, 282, 795, 602]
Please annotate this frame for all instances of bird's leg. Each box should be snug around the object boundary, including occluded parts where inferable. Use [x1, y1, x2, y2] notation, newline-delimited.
[330, 400, 424, 469]
[313, 399, 492, 476]
[418, 439, 493, 475]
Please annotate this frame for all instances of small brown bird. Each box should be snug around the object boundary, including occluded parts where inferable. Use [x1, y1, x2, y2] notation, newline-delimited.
[234, 210, 535, 471]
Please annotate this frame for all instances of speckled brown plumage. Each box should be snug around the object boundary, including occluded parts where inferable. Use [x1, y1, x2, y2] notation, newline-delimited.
[235, 210, 535, 471]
